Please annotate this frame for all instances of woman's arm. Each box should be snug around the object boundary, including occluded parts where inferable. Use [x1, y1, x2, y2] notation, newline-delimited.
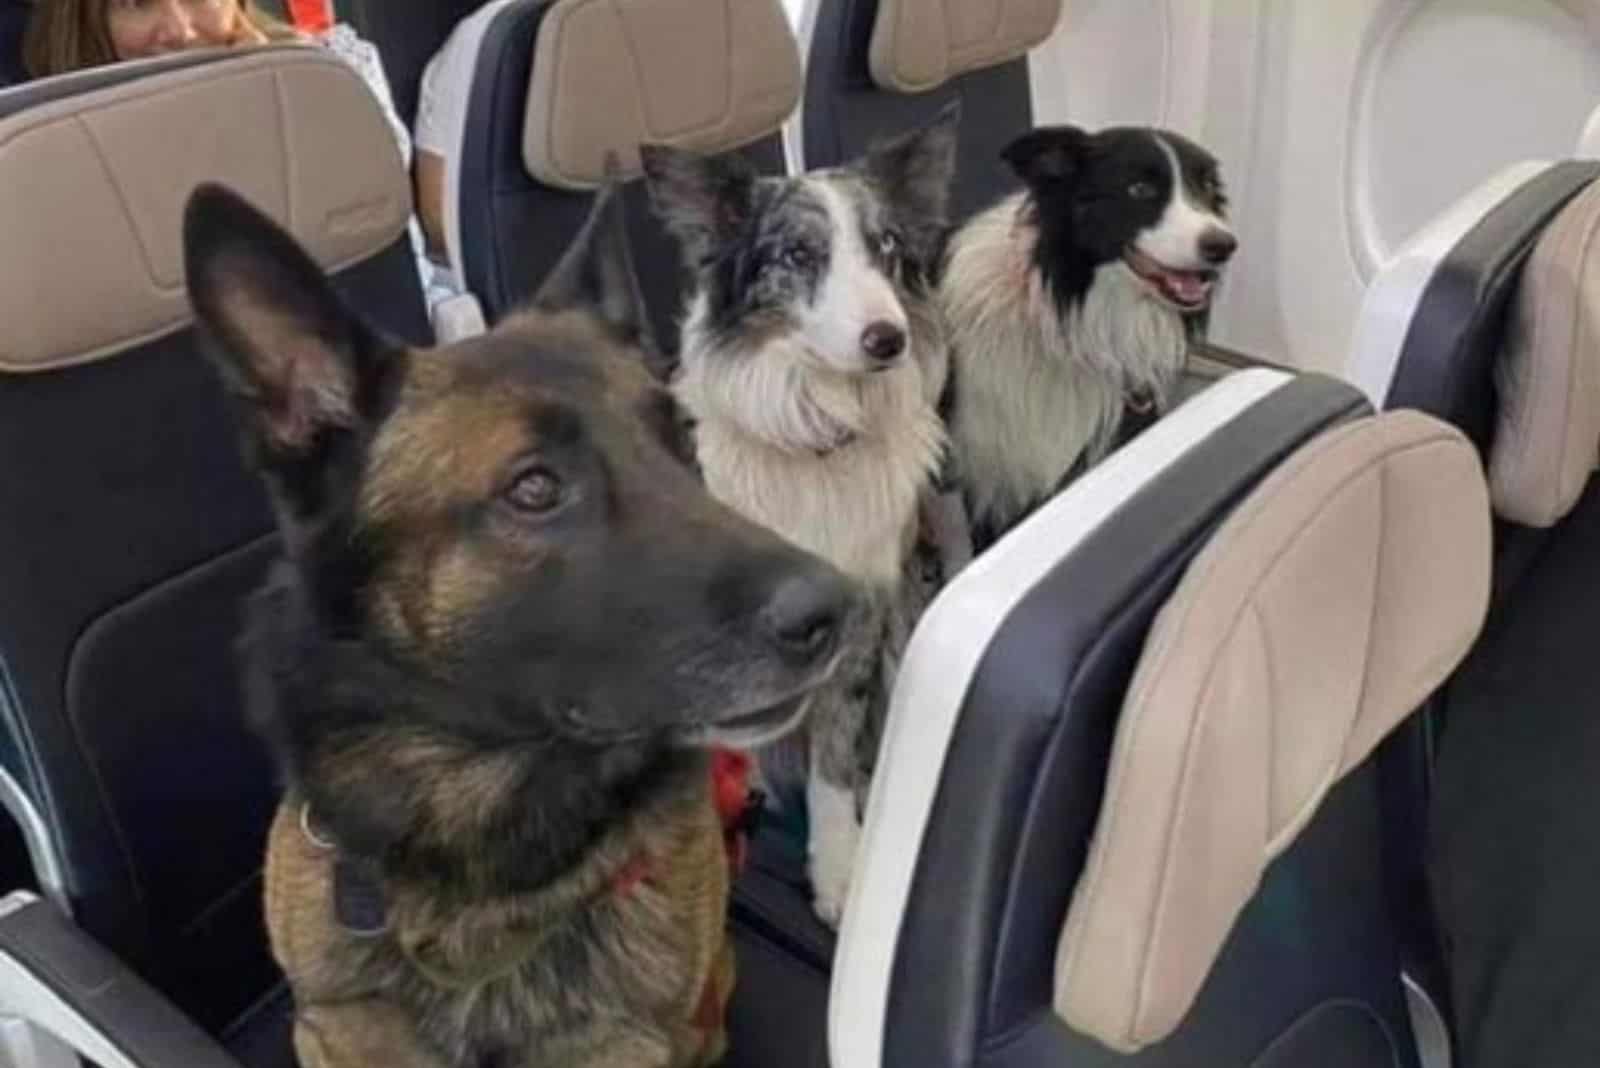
[415, 149, 449, 262]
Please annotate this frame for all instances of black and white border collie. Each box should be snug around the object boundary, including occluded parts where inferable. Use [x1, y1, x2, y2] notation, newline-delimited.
[943, 124, 1237, 539]
[640, 104, 960, 926]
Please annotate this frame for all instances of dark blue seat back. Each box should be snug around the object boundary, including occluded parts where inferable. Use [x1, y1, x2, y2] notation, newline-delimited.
[1363, 160, 1600, 1067]
[452, 0, 797, 353]
[801, 0, 1049, 221]
[0, 0, 30, 87]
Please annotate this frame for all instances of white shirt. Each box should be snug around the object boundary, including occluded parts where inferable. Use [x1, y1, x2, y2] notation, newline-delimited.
[315, 23, 462, 313]
[413, 1, 521, 288]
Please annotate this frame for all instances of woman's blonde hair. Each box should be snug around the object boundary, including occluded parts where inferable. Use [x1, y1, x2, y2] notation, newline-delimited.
[23, 0, 296, 80]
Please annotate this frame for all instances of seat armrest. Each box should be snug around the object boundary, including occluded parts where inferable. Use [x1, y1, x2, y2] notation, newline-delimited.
[0, 891, 246, 1068]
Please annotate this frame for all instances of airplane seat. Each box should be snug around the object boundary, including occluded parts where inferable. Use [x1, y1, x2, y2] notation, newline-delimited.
[728, 369, 1492, 1068]
[441, 0, 801, 354]
[798, 0, 1061, 221]
[1347, 161, 1600, 1068]
[0, 0, 28, 88]
[1341, 160, 1600, 1054]
[1346, 158, 1600, 625]
[0, 47, 429, 1068]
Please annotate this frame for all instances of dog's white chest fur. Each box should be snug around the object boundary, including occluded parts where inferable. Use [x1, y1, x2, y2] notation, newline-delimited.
[943, 194, 1189, 528]
[676, 315, 945, 586]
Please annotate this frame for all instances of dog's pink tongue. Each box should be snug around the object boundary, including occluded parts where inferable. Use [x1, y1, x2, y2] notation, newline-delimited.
[1168, 272, 1210, 305]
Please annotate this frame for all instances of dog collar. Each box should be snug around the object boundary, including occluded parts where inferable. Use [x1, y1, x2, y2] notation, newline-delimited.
[296, 751, 759, 959]
[298, 803, 390, 938]
[711, 747, 761, 873]
[1120, 388, 1160, 443]
[300, 805, 659, 987]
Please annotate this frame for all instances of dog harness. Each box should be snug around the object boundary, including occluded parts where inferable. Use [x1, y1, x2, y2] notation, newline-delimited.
[307, 749, 759, 988]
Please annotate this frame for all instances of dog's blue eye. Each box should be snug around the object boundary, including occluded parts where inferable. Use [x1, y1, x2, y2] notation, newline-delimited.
[780, 246, 813, 271]
[878, 230, 903, 261]
[1128, 181, 1159, 200]
[505, 468, 564, 514]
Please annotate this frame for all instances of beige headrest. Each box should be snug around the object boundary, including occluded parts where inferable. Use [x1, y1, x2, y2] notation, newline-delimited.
[1055, 410, 1492, 1053]
[523, 0, 801, 190]
[1489, 178, 1600, 526]
[869, 0, 1062, 95]
[0, 48, 411, 375]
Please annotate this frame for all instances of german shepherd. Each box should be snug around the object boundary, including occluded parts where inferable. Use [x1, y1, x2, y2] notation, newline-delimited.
[184, 181, 857, 1068]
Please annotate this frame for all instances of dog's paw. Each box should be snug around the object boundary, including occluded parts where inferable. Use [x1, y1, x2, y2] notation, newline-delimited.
[809, 825, 859, 928]
[807, 778, 862, 929]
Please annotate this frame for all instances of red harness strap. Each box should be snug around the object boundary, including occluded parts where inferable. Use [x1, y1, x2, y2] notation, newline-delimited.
[692, 748, 755, 1049]
[609, 747, 755, 899]
[710, 747, 755, 875]
[597, 749, 753, 1052]
[285, 0, 334, 34]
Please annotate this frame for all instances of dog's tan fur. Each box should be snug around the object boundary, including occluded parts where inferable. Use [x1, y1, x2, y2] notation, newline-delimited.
[264, 763, 734, 1068]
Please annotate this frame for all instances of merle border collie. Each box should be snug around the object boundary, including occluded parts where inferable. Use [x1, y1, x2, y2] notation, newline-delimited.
[943, 124, 1237, 540]
[640, 103, 961, 925]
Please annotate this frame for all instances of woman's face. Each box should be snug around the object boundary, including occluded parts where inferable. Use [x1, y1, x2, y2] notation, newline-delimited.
[104, 0, 265, 62]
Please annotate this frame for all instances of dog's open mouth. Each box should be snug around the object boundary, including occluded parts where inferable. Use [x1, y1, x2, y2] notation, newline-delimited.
[675, 695, 808, 751]
[1123, 247, 1218, 312]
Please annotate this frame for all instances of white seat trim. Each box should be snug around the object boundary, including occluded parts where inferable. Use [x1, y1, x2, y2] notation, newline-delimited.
[784, 0, 823, 175]
[1345, 160, 1553, 408]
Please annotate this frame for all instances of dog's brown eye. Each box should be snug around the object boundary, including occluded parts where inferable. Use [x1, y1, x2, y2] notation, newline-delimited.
[1128, 181, 1159, 200]
[505, 468, 563, 514]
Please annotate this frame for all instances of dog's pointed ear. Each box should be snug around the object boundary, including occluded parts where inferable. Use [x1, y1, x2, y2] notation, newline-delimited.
[1002, 126, 1089, 186]
[184, 182, 392, 510]
[639, 143, 756, 264]
[862, 99, 962, 227]
[532, 175, 659, 360]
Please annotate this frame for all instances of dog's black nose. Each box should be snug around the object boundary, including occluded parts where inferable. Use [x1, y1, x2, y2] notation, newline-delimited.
[1199, 229, 1237, 265]
[762, 570, 851, 665]
[860, 321, 907, 364]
